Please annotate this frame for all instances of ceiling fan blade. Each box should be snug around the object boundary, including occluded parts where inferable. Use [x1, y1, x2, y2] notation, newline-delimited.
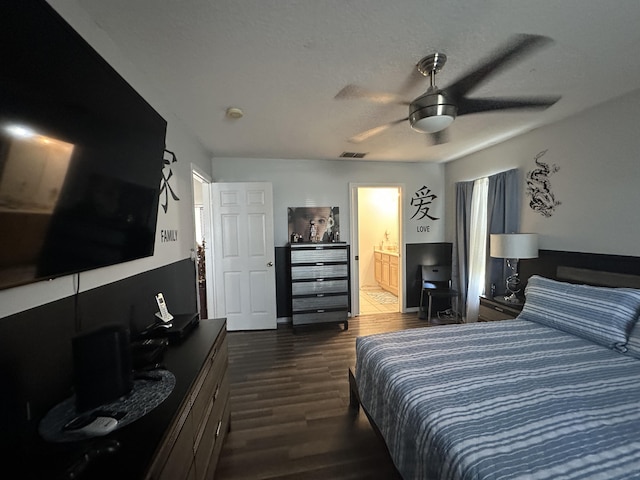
[429, 128, 449, 145]
[457, 96, 561, 116]
[348, 117, 408, 143]
[446, 34, 554, 100]
[335, 85, 410, 105]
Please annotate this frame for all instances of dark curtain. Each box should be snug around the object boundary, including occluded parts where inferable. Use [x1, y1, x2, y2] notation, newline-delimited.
[485, 169, 520, 296]
[452, 181, 474, 320]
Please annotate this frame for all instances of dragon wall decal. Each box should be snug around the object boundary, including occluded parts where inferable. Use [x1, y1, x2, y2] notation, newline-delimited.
[526, 149, 561, 217]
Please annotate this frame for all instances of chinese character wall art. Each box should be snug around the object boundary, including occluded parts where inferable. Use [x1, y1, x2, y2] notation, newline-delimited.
[160, 148, 180, 213]
[526, 149, 561, 217]
[410, 185, 440, 221]
[288, 207, 340, 243]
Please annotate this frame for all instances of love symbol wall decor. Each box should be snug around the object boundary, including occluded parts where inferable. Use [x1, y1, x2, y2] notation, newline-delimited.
[410, 185, 440, 235]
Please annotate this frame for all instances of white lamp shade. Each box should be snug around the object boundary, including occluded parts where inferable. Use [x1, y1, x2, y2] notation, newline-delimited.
[490, 233, 538, 259]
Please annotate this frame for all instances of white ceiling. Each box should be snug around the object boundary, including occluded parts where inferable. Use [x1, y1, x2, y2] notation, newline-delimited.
[73, 0, 640, 163]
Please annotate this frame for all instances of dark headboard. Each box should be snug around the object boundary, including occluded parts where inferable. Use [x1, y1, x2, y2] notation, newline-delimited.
[519, 249, 640, 291]
[556, 266, 640, 289]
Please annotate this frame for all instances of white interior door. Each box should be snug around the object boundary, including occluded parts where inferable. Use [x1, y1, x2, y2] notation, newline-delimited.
[349, 185, 360, 315]
[191, 167, 212, 319]
[211, 182, 277, 330]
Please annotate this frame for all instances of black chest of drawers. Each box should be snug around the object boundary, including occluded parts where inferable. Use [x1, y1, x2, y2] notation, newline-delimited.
[289, 243, 350, 331]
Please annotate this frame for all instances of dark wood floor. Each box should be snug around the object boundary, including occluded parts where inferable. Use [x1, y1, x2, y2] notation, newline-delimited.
[215, 312, 427, 480]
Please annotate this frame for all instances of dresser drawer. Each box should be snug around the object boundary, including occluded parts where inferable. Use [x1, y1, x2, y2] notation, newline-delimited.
[291, 246, 348, 263]
[291, 263, 348, 280]
[479, 304, 514, 321]
[292, 294, 349, 311]
[193, 370, 230, 480]
[203, 400, 231, 480]
[191, 333, 227, 428]
[293, 310, 348, 326]
[154, 410, 195, 480]
[478, 296, 522, 321]
[291, 279, 348, 295]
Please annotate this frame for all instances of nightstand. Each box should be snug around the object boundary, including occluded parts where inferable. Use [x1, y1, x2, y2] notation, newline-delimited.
[478, 295, 523, 322]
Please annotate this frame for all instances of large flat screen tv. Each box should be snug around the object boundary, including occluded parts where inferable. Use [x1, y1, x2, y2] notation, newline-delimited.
[0, 0, 168, 290]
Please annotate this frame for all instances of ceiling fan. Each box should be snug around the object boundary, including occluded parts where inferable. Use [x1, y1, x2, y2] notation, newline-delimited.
[336, 34, 561, 144]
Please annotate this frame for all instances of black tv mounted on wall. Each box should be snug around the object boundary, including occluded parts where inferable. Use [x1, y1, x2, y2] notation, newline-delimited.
[0, 0, 168, 291]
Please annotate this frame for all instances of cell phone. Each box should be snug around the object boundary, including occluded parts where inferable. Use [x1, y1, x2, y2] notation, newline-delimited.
[155, 293, 173, 322]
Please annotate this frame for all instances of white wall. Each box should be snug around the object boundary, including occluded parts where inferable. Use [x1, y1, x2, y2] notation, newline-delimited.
[211, 157, 445, 247]
[445, 88, 640, 257]
[0, 1, 212, 319]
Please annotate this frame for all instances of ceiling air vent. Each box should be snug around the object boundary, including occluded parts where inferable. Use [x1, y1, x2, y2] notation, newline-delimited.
[339, 152, 367, 158]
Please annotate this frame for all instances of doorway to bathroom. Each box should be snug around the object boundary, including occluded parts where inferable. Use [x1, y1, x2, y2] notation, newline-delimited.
[350, 185, 403, 316]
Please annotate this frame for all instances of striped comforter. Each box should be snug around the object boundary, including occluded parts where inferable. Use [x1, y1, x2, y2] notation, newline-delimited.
[355, 320, 640, 480]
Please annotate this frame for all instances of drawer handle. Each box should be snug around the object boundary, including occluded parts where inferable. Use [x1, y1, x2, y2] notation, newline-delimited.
[211, 347, 217, 362]
[317, 294, 324, 297]
[215, 420, 222, 439]
[317, 309, 325, 313]
[316, 278, 325, 282]
[494, 307, 504, 313]
[214, 383, 220, 400]
[315, 262, 325, 266]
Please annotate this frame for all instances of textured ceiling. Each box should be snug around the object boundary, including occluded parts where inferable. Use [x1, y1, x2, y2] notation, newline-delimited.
[68, 0, 640, 163]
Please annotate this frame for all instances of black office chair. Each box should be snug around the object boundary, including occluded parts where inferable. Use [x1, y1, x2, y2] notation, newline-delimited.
[419, 265, 458, 323]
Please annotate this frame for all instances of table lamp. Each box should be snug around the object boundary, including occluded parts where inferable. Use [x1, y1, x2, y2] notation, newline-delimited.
[490, 233, 538, 303]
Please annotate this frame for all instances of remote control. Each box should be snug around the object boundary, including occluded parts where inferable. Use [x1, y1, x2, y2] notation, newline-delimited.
[64, 414, 118, 436]
[79, 416, 118, 436]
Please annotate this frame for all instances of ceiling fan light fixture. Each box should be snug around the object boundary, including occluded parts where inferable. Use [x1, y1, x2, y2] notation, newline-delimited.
[338, 35, 559, 143]
[410, 103, 457, 133]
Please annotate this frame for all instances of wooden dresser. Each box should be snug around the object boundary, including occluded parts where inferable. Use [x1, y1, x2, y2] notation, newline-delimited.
[146, 320, 230, 480]
[26, 318, 230, 480]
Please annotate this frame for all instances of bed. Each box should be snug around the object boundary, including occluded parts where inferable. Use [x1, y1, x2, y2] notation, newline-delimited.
[349, 271, 640, 479]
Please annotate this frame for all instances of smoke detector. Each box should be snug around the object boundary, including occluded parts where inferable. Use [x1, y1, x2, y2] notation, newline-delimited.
[226, 107, 244, 119]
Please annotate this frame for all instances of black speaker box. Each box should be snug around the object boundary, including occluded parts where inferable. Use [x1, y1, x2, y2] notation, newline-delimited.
[72, 324, 133, 412]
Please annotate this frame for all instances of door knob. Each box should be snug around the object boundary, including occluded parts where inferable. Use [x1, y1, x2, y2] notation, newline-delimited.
[267, 261, 274, 267]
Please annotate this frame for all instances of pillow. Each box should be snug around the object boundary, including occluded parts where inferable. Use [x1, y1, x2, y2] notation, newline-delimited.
[518, 275, 640, 350]
[625, 321, 640, 359]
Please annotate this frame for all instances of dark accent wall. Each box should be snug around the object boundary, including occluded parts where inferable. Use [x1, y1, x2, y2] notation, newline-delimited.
[0, 258, 197, 452]
[405, 243, 453, 308]
[276, 243, 454, 315]
[519, 250, 640, 290]
[275, 244, 639, 317]
[275, 246, 291, 317]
